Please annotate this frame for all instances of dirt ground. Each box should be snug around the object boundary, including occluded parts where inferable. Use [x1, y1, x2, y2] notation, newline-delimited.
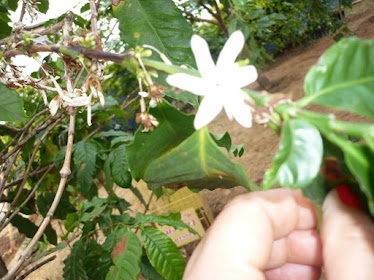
[2, 1, 374, 279]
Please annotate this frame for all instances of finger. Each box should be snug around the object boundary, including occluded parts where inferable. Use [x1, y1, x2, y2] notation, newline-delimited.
[322, 189, 374, 280]
[183, 189, 317, 280]
[266, 230, 323, 270]
[265, 263, 321, 280]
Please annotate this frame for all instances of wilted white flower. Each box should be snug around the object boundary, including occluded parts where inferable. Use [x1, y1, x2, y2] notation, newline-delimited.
[167, 31, 257, 130]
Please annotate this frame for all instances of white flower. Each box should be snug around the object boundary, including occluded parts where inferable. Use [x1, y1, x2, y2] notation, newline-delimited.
[166, 31, 257, 130]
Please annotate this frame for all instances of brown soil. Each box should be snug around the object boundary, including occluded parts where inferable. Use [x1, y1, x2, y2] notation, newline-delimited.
[3, 1, 374, 279]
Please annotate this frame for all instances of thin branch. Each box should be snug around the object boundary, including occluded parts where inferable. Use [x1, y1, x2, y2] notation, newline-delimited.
[18, 1, 27, 23]
[104, 20, 119, 43]
[16, 255, 56, 280]
[211, 0, 229, 37]
[0, 144, 23, 200]
[3, 45, 131, 64]
[183, 11, 220, 26]
[0, 21, 65, 46]
[2, 107, 77, 280]
[4, 164, 54, 190]
[0, 109, 48, 162]
[0, 165, 53, 231]
[0, 111, 64, 165]
[0, 126, 21, 133]
[0, 117, 62, 229]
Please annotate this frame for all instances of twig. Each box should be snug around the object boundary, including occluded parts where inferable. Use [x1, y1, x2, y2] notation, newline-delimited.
[0, 165, 53, 231]
[0, 20, 65, 46]
[18, 1, 27, 23]
[10, 116, 63, 210]
[0, 111, 64, 165]
[3, 45, 131, 64]
[16, 255, 56, 280]
[0, 126, 21, 133]
[183, 11, 219, 26]
[0, 146, 23, 200]
[2, 107, 77, 280]
[104, 20, 119, 43]
[4, 164, 54, 190]
[0, 109, 48, 162]
[211, 0, 229, 37]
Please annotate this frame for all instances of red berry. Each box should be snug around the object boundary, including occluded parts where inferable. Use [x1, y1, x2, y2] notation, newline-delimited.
[336, 183, 363, 210]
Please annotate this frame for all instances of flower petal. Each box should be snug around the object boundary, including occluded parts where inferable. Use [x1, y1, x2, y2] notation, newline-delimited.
[216, 31, 245, 69]
[191, 35, 216, 79]
[224, 90, 252, 128]
[166, 73, 212, 96]
[194, 94, 223, 129]
[232, 65, 258, 88]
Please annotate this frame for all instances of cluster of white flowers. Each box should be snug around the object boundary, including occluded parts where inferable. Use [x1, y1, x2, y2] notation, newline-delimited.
[167, 31, 258, 130]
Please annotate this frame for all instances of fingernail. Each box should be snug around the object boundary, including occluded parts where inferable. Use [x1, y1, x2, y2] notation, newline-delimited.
[336, 183, 364, 210]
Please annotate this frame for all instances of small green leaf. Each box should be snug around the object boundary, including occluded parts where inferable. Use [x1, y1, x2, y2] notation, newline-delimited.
[135, 212, 197, 235]
[111, 144, 132, 188]
[106, 231, 142, 280]
[0, 84, 26, 121]
[263, 120, 323, 189]
[302, 173, 332, 204]
[301, 37, 374, 118]
[37, 0, 49, 13]
[63, 240, 88, 280]
[10, 214, 38, 238]
[141, 228, 185, 280]
[210, 132, 245, 157]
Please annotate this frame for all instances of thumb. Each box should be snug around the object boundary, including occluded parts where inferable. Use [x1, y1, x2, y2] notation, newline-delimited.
[321, 189, 374, 280]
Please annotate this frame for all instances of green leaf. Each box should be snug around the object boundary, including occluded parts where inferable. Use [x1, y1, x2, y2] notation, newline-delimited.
[111, 144, 132, 188]
[44, 224, 57, 245]
[210, 132, 245, 157]
[113, 0, 194, 65]
[37, 0, 49, 13]
[10, 214, 38, 238]
[63, 240, 88, 280]
[140, 255, 166, 280]
[33, 242, 67, 262]
[0, 84, 26, 121]
[302, 173, 332, 204]
[141, 228, 185, 280]
[94, 130, 132, 139]
[335, 139, 374, 215]
[229, 18, 250, 40]
[127, 100, 195, 181]
[301, 37, 374, 118]
[144, 127, 251, 190]
[135, 212, 197, 235]
[106, 231, 142, 280]
[37, 192, 75, 220]
[110, 135, 135, 147]
[6, 0, 18, 11]
[263, 120, 323, 189]
[74, 140, 98, 197]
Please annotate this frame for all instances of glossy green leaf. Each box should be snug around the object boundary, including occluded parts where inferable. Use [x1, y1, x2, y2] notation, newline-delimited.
[127, 100, 195, 181]
[10, 214, 38, 238]
[140, 255, 166, 280]
[94, 130, 133, 139]
[302, 173, 331, 204]
[113, 0, 194, 65]
[141, 228, 185, 280]
[339, 141, 374, 215]
[74, 140, 98, 197]
[63, 240, 88, 280]
[263, 120, 323, 189]
[135, 212, 197, 235]
[210, 132, 245, 157]
[106, 231, 142, 280]
[0, 84, 26, 121]
[37, 0, 49, 13]
[144, 127, 251, 190]
[302, 37, 374, 118]
[111, 144, 132, 188]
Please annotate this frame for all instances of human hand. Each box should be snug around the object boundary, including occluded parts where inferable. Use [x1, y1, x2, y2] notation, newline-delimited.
[184, 188, 322, 280]
[184, 188, 374, 280]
